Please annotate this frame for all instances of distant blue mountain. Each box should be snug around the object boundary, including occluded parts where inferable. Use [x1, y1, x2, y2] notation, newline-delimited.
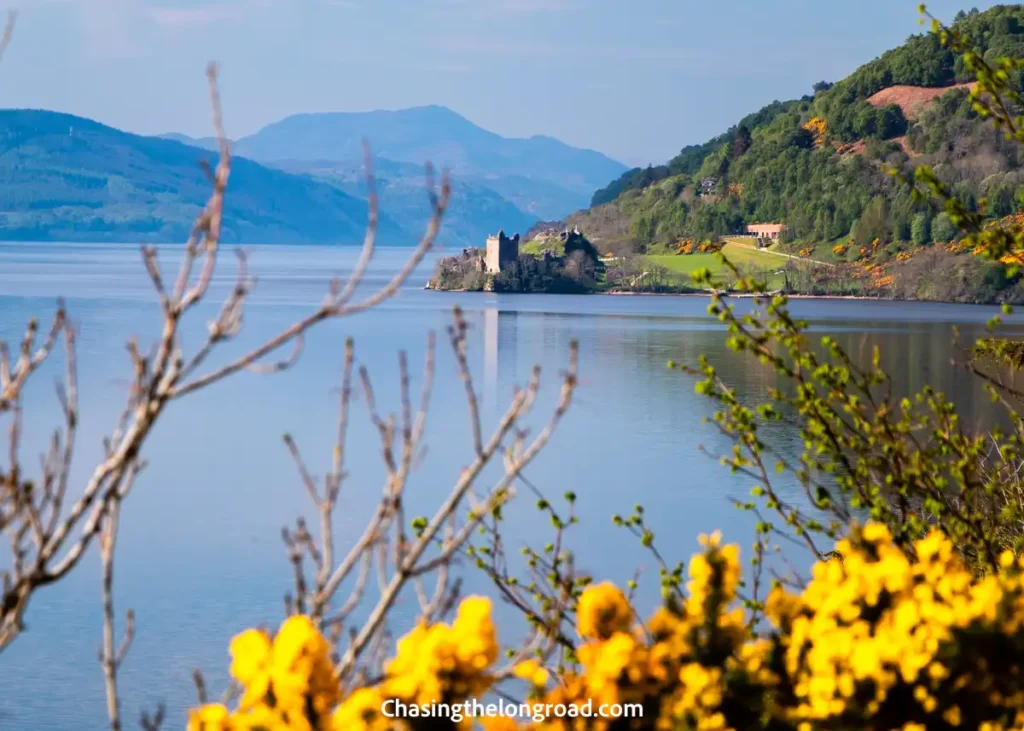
[231, 105, 627, 203]
[155, 132, 224, 152]
[169, 105, 626, 247]
[270, 157, 539, 250]
[0, 109, 401, 243]
[0, 105, 624, 246]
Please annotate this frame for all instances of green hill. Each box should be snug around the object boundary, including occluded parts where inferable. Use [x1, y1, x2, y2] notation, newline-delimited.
[0, 110, 404, 243]
[576, 5, 1024, 257]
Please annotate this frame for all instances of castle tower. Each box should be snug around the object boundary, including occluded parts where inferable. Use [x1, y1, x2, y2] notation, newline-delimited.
[485, 230, 520, 274]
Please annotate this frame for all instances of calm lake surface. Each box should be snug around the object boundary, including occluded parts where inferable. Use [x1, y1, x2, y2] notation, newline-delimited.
[2, 242, 1023, 729]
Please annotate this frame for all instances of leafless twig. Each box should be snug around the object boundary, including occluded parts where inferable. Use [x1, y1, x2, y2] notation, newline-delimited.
[274, 308, 579, 684]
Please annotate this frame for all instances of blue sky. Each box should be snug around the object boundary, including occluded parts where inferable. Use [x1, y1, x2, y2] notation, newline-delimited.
[0, 0, 1001, 166]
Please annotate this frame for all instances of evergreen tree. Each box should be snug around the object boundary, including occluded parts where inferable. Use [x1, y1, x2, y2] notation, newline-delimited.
[932, 212, 958, 243]
[911, 212, 932, 245]
[731, 126, 752, 158]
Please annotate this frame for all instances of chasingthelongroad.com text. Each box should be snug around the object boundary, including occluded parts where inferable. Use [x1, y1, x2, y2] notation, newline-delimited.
[381, 698, 643, 724]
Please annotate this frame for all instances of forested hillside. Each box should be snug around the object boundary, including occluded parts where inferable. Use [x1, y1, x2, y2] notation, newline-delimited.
[579, 5, 1024, 256]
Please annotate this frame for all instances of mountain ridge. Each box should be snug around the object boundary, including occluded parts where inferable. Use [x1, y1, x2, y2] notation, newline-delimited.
[0, 103, 626, 246]
[156, 104, 626, 246]
[228, 105, 626, 216]
[0, 109, 405, 243]
[232, 104, 624, 184]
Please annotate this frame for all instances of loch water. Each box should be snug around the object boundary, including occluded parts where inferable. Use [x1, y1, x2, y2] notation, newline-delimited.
[1, 242, 1020, 729]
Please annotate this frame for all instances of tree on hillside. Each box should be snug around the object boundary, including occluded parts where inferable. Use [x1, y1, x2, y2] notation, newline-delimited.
[563, 249, 600, 288]
[987, 183, 1018, 217]
[851, 196, 890, 245]
[876, 104, 909, 138]
[786, 127, 815, 150]
[813, 80, 834, 94]
[563, 229, 602, 266]
[911, 211, 932, 245]
[854, 104, 879, 138]
[932, 211, 958, 242]
[731, 125, 752, 157]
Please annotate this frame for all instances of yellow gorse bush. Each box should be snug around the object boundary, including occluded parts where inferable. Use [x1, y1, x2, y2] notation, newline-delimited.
[802, 117, 827, 148]
[188, 598, 498, 731]
[191, 524, 1024, 730]
[383, 596, 498, 705]
[189, 614, 341, 731]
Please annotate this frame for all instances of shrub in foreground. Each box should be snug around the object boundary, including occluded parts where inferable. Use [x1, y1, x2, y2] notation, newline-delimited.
[190, 523, 1024, 730]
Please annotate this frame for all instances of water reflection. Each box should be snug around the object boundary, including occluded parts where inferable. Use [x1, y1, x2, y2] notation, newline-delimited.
[481, 307, 519, 415]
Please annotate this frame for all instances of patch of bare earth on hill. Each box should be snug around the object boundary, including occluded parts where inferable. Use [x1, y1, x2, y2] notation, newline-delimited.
[836, 84, 975, 158]
[866, 82, 976, 121]
[837, 139, 868, 156]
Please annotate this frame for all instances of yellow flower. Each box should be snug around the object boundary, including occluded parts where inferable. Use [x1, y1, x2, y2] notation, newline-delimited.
[383, 596, 498, 705]
[331, 687, 391, 731]
[229, 629, 273, 707]
[452, 596, 499, 671]
[860, 522, 891, 543]
[577, 582, 633, 640]
[577, 632, 637, 706]
[686, 539, 741, 617]
[187, 704, 234, 731]
[765, 586, 802, 627]
[513, 659, 550, 688]
[269, 615, 340, 716]
[676, 662, 724, 717]
[230, 704, 290, 731]
[943, 704, 962, 726]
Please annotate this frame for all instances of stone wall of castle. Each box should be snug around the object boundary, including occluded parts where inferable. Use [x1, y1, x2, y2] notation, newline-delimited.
[485, 231, 520, 274]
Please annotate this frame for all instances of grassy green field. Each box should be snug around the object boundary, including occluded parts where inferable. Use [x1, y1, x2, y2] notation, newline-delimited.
[645, 242, 792, 288]
[521, 238, 565, 256]
[729, 236, 852, 264]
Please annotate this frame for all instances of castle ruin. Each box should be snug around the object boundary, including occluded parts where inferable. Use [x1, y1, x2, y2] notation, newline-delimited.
[485, 230, 520, 274]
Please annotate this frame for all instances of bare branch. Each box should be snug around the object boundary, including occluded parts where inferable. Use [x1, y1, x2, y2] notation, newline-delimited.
[448, 308, 483, 456]
[283, 434, 320, 506]
[169, 170, 451, 399]
[140, 247, 169, 313]
[192, 669, 208, 705]
[336, 337, 578, 678]
[99, 462, 140, 731]
[0, 11, 16, 65]
[334, 141, 380, 306]
[0, 304, 66, 412]
[139, 704, 166, 731]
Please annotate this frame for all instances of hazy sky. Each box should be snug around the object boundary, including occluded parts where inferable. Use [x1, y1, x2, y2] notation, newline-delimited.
[0, 0, 1000, 166]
